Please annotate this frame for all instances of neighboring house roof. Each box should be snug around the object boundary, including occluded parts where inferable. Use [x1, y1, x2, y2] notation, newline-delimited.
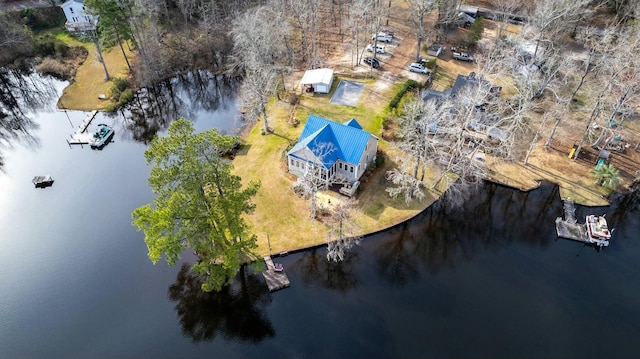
[458, 4, 479, 16]
[300, 68, 334, 86]
[422, 72, 497, 103]
[288, 114, 374, 167]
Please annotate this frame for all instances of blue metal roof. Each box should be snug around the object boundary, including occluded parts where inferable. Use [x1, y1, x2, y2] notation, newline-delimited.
[343, 118, 362, 130]
[288, 114, 372, 167]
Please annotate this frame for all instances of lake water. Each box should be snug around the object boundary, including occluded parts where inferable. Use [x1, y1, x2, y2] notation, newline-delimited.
[0, 72, 639, 358]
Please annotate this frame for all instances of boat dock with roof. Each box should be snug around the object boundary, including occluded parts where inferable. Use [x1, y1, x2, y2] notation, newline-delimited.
[555, 199, 611, 247]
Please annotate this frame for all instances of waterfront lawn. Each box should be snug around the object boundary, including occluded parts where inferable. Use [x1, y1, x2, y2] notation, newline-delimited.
[233, 77, 433, 256]
[53, 30, 133, 111]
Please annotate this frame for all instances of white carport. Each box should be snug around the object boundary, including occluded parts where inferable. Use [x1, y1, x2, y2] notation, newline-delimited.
[300, 68, 334, 94]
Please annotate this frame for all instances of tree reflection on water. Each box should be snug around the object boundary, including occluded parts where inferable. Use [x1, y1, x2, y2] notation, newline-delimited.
[0, 68, 57, 170]
[291, 248, 360, 293]
[373, 181, 563, 286]
[168, 263, 275, 343]
[120, 70, 241, 144]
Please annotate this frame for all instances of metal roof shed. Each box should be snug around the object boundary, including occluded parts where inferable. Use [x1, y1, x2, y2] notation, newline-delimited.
[300, 68, 334, 94]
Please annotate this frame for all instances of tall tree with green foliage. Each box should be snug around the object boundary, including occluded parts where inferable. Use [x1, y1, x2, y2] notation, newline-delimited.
[467, 16, 484, 47]
[132, 118, 261, 292]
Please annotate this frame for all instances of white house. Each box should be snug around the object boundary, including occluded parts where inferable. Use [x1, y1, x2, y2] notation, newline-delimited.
[287, 114, 378, 196]
[300, 68, 334, 94]
[59, 0, 98, 32]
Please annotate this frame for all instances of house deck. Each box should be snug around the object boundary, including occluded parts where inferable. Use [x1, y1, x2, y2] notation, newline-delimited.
[262, 256, 290, 292]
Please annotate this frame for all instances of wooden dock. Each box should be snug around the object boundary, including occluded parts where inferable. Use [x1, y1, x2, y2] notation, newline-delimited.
[555, 217, 589, 243]
[555, 198, 610, 247]
[67, 110, 98, 145]
[262, 256, 290, 292]
[555, 198, 589, 243]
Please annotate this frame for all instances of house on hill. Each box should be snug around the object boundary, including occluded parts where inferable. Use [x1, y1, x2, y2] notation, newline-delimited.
[59, 0, 98, 32]
[287, 114, 379, 196]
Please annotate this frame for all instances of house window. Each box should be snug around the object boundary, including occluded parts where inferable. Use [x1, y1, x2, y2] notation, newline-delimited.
[70, 7, 74, 13]
[339, 163, 342, 169]
[350, 166, 354, 173]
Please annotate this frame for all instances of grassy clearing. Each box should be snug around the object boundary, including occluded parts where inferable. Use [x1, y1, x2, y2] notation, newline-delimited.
[233, 75, 435, 256]
[53, 30, 134, 111]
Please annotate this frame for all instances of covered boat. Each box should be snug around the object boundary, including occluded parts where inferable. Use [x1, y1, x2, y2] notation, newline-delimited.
[90, 124, 114, 149]
[586, 215, 611, 247]
[33, 175, 54, 188]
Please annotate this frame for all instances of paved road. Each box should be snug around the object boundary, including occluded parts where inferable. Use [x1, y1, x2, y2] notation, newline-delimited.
[0, 0, 51, 12]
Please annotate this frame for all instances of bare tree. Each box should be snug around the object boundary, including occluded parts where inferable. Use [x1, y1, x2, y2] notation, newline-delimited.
[293, 142, 337, 219]
[436, 0, 461, 30]
[346, 0, 372, 66]
[529, 0, 590, 60]
[0, 15, 32, 66]
[604, 0, 640, 24]
[288, 0, 322, 67]
[387, 62, 536, 209]
[232, 4, 293, 133]
[237, 68, 278, 135]
[326, 199, 361, 262]
[526, 101, 563, 163]
[386, 164, 426, 203]
[490, 0, 526, 44]
[573, 24, 640, 159]
[405, 0, 438, 62]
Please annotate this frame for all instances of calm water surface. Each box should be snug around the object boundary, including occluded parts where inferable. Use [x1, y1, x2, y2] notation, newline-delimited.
[0, 72, 639, 358]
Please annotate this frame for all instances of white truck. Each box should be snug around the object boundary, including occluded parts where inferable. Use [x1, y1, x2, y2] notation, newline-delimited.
[452, 50, 474, 62]
[371, 32, 393, 43]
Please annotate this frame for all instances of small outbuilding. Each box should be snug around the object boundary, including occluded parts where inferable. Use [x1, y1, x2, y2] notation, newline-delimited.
[427, 44, 444, 57]
[300, 68, 334, 94]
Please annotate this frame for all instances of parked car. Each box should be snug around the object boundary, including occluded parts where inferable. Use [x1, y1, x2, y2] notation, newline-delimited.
[408, 62, 430, 74]
[363, 56, 380, 68]
[371, 32, 393, 43]
[452, 51, 474, 62]
[366, 43, 386, 54]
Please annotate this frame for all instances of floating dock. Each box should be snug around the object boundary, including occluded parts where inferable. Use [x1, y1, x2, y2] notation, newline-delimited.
[555, 217, 588, 242]
[67, 110, 98, 145]
[262, 256, 289, 292]
[32, 175, 54, 188]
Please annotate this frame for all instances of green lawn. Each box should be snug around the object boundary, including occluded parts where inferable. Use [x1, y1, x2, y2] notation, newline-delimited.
[232, 75, 436, 256]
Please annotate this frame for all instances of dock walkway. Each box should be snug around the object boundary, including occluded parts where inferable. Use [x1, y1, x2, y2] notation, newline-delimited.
[556, 198, 590, 243]
[68, 110, 98, 145]
[262, 256, 289, 292]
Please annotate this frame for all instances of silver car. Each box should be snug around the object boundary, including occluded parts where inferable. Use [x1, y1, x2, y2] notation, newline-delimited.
[408, 62, 430, 74]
